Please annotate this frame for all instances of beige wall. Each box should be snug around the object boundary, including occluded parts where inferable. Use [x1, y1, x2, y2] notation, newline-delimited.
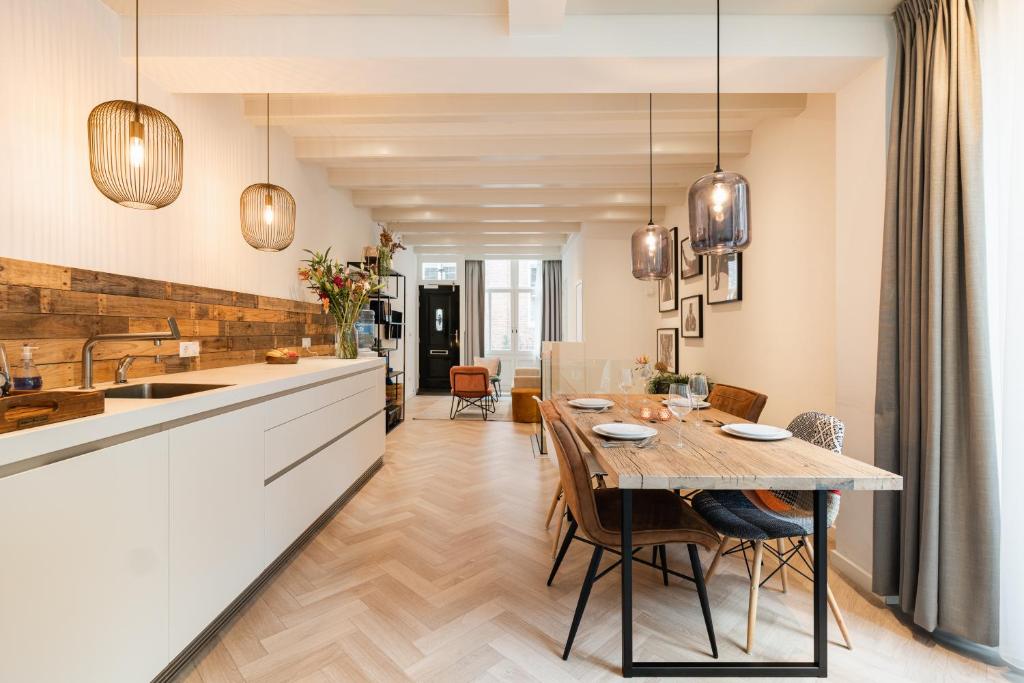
[659, 95, 838, 427]
[0, 0, 375, 302]
[831, 60, 889, 591]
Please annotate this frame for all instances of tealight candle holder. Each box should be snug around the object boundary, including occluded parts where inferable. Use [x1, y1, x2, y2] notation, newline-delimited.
[658, 408, 672, 421]
[640, 406, 653, 420]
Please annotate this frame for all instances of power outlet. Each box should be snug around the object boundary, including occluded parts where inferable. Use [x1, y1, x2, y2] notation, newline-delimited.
[301, 337, 312, 349]
[179, 341, 200, 358]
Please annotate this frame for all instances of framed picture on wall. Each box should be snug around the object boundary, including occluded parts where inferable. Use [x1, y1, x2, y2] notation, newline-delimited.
[656, 328, 679, 373]
[680, 236, 703, 279]
[707, 252, 742, 304]
[658, 227, 679, 312]
[680, 294, 703, 338]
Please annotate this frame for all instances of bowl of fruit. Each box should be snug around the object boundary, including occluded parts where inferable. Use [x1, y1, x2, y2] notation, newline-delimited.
[265, 348, 299, 365]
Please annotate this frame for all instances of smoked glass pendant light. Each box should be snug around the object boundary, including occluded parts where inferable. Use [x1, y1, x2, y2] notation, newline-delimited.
[240, 94, 296, 252]
[630, 93, 671, 281]
[88, 0, 183, 210]
[688, 0, 751, 255]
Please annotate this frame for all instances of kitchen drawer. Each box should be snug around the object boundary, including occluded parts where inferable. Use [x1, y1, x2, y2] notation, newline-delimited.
[263, 366, 382, 431]
[264, 385, 376, 478]
[264, 412, 384, 562]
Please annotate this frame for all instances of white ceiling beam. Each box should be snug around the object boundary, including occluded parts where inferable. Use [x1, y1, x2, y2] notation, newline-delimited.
[414, 246, 564, 257]
[127, 15, 891, 94]
[402, 233, 567, 247]
[328, 164, 703, 189]
[294, 132, 749, 163]
[508, 0, 567, 35]
[391, 222, 580, 234]
[249, 93, 807, 121]
[373, 206, 664, 223]
[351, 187, 687, 208]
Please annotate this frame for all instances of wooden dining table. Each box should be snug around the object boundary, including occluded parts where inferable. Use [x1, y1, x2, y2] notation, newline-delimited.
[550, 393, 902, 679]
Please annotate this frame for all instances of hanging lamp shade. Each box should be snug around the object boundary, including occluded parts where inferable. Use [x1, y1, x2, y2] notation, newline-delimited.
[631, 222, 672, 280]
[240, 183, 296, 252]
[88, 0, 183, 210]
[687, 0, 751, 255]
[688, 170, 750, 255]
[630, 93, 671, 281]
[241, 93, 295, 252]
[88, 101, 183, 209]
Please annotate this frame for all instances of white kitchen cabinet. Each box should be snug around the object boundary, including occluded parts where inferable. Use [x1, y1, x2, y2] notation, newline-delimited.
[265, 411, 385, 562]
[0, 432, 170, 683]
[168, 407, 265, 654]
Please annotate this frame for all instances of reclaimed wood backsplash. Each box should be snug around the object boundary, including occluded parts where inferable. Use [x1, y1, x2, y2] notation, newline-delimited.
[0, 257, 335, 389]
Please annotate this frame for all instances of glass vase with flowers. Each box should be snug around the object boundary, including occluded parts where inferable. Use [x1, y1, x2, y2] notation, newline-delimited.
[299, 248, 383, 359]
[375, 224, 406, 277]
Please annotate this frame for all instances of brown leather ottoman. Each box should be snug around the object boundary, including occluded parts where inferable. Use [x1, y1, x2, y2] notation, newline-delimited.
[511, 387, 541, 423]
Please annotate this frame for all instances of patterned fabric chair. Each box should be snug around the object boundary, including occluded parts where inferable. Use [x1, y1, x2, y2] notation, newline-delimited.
[449, 366, 495, 420]
[707, 383, 768, 422]
[692, 411, 852, 653]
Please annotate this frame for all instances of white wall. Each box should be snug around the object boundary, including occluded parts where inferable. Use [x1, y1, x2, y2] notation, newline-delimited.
[831, 60, 889, 591]
[661, 95, 838, 427]
[0, 0, 375, 302]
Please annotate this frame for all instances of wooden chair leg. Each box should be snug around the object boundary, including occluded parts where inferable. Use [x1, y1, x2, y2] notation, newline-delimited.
[803, 539, 853, 650]
[550, 497, 566, 558]
[746, 540, 764, 654]
[776, 538, 788, 593]
[544, 484, 562, 529]
[704, 536, 731, 583]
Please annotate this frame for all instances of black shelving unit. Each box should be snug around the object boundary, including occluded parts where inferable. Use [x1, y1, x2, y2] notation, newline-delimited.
[354, 263, 407, 433]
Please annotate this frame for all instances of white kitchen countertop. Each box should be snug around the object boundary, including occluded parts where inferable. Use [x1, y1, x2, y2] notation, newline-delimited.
[0, 357, 385, 469]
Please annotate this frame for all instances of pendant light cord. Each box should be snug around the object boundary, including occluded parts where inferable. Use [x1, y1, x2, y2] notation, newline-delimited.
[134, 0, 139, 106]
[648, 92, 654, 225]
[262, 93, 266, 185]
[715, 0, 722, 173]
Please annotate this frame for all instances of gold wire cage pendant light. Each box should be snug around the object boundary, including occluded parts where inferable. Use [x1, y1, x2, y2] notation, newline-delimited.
[88, 0, 182, 210]
[240, 94, 296, 252]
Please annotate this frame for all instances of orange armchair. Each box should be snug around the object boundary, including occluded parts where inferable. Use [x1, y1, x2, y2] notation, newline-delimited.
[449, 366, 496, 420]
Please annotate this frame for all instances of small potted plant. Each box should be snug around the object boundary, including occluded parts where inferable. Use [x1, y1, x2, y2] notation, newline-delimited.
[375, 224, 406, 277]
[299, 248, 383, 359]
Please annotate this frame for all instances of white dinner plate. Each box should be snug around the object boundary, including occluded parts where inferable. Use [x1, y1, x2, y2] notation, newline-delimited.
[720, 423, 792, 441]
[661, 398, 711, 409]
[592, 423, 658, 440]
[569, 397, 615, 409]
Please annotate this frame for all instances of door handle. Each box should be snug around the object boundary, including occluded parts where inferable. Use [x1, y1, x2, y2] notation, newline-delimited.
[429, 349, 449, 356]
[454, 329, 460, 346]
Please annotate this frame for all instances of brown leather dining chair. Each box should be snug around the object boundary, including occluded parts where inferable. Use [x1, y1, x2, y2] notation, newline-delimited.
[707, 383, 768, 422]
[449, 366, 495, 420]
[538, 401, 721, 660]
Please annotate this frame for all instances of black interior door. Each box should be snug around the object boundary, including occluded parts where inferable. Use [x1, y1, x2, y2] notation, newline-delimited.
[418, 285, 460, 391]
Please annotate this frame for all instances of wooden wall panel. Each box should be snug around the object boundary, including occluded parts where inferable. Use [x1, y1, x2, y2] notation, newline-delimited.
[0, 258, 335, 389]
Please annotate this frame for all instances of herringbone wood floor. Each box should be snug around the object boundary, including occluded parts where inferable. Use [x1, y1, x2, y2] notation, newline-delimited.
[173, 395, 1009, 683]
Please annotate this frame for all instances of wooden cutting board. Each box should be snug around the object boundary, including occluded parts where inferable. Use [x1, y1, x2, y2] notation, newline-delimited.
[0, 390, 105, 434]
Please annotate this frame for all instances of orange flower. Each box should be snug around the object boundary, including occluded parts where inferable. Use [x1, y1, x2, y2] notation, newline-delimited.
[298, 268, 310, 281]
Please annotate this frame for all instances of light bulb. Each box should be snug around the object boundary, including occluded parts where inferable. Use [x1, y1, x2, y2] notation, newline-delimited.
[645, 229, 657, 255]
[263, 200, 275, 225]
[128, 120, 145, 168]
[710, 183, 729, 214]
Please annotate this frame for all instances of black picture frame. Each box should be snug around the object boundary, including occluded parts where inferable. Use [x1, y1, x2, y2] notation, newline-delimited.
[707, 252, 743, 304]
[679, 236, 703, 280]
[680, 295, 704, 338]
[656, 327, 679, 374]
[658, 227, 679, 312]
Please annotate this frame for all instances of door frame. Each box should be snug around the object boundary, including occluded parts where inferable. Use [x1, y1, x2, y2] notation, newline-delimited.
[417, 284, 460, 392]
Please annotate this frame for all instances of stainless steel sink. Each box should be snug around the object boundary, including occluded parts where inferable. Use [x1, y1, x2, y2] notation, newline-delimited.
[103, 383, 233, 399]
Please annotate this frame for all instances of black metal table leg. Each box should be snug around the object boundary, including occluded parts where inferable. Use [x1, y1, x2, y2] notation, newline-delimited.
[621, 488, 829, 678]
[621, 488, 633, 677]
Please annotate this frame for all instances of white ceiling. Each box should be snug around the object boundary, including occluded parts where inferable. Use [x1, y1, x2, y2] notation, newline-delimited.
[103, 0, 900, 16]
[245, 93, 807, 249]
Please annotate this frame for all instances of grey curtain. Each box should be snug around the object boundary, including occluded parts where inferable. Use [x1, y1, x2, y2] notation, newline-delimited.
[464, 260, 485, 360]
[542, 260, 562, 342]
[873, 0, 999, 646]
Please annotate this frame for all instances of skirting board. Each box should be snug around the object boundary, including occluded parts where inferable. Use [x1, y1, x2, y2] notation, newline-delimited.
[830, 549, 874, 594]
[153, 456, 384, 683]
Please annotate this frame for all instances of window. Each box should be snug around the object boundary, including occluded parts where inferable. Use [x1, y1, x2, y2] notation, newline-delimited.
[485, 259, 542, 361]
[421, 262, 457, 281]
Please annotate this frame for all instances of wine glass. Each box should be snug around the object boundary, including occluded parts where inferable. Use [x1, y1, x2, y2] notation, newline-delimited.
[666, 383, 692, 447]
[618, 368, 634, 412]
[689, 373, 709, 426]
